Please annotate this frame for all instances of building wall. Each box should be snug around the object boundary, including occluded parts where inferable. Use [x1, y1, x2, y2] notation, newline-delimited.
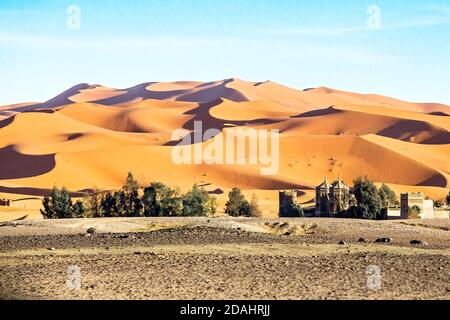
[279, 191, 298, 217]
[432, 209, 450, 219]
[421, 200, 435, 219]
[401, 193, 424, 217]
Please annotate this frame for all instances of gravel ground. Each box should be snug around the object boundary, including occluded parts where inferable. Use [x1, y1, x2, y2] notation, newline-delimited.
[0, 219, 449, 300]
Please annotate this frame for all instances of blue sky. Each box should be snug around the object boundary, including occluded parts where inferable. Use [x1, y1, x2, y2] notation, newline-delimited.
[0, 0, 449, 105]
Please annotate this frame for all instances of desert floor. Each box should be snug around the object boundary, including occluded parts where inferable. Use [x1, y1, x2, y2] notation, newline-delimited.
[0, 217, 449, 300]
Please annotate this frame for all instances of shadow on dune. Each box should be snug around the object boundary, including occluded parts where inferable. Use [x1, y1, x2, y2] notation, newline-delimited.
[11, 83, 93, 112]
[164, 98, 284, 146]
[209, 188, 224, 195]
[292, 106, 342, 118]
[378, 120, 450, 144]
[0, 116, 14, 129]
[93, 79, 249, 106]
[417, 174, 447, 188]
[428, 111, 449, 117]
[0, 185, 85, 197]
[0, 146, 55, 180]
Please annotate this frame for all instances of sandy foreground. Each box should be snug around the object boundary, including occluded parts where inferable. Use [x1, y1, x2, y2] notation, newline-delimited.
[0, 217, 449, 300]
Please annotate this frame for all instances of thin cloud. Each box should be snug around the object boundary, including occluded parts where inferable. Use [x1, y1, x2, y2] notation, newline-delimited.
[265, 16, 449, 37]
[422, 4, 450, 14]
[0, 32, 237, 51]
[266, 26, 365, 37]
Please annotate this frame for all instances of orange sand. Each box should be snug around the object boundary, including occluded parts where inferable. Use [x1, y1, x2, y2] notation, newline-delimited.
[0, 79, 448, 219]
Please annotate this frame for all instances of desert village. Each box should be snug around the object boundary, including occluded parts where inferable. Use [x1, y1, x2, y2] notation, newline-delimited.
[280, 178, 450, 220]
[1, 178, 449, 220]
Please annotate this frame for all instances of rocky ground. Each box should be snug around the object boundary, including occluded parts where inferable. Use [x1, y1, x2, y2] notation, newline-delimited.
[0, 218, 449, 300]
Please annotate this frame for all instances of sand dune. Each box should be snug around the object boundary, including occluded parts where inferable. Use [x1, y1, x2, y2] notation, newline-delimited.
[0, 79, 449, 218]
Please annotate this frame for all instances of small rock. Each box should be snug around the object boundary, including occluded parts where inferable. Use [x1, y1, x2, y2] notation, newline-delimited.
[338, 240, 346, 245]
[410, 240, 428, 246]
[283, 231, 292, 236]
[86, 227, 96, 234]
[358, 238, 366, 243]
[375, 237, 393, 243]
[48, 247, 56, 251]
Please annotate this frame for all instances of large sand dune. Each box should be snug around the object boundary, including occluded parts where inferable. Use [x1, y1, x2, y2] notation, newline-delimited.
[0, 79, 449, 219]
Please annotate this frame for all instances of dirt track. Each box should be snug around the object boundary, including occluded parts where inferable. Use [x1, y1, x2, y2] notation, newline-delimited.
[0, 218, 449, 300]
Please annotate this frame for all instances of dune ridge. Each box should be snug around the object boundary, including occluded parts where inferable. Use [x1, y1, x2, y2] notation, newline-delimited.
[0, 78, 449, 217]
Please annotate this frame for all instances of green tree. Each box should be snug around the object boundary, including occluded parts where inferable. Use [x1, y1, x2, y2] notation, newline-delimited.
[183, 184, 216, 217]
[71, 200, 86, 218]
[378, 183, 398, 208]
[332, 189, 352, 214]
[83, 187, 103, 218]
[41, 187, 86, 219]
[142, 182, 182, 217]
[100, 191, 119, 217]
[353, 177, 383, 220]
[225, 188, 251, 217]
[121, 172, 143, 217]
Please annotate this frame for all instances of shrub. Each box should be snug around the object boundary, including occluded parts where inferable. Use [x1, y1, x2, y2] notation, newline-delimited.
[248, 194, 262, 217]
[225, 188, 251, 217]
[379, 183, 398, 207]
[287, 202, 304, 217]
[446, 190, 450, 206]
[142, 182, 182, 217]
[408, 205, 421, 219]
[183, 184, 217, 217]
[280, 202, 305, 218]
[353, 177, 383, 220]
[435, 199, 444, 208]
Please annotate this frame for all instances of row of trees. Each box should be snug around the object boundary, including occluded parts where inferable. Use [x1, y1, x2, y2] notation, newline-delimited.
[41, 173, 262, 219]
[351, 178, 450, 220]
[41, 173, 450, 220]
[335, 176, 445, 220]
[349, 178, 399, 220]
[42, 173, 218, 219]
